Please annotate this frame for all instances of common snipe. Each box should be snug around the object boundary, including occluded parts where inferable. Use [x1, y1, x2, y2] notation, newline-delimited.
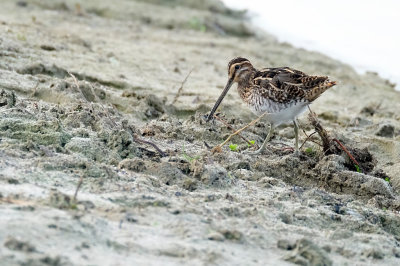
[207, 57, 337, 154]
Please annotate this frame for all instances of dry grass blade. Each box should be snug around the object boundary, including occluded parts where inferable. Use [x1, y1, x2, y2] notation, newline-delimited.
[307, 106, 362, 171]
[30, 80, 40, 98]
[332, 138, 361, 170]
[213, 115, 256, 147]
[73, 175, 84, 203]
[308, 107, 331, 153]
[212, 112, 268, 153]
[68, 72, 89, 105]
[134, 135, 166, 157]
[124, 125, 166, 157]
[172, 69, 193, 105]
[68, 72, 80, 89]
[299, 131, 319, 150]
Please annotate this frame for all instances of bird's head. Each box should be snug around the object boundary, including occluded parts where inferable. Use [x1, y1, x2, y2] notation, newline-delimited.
[227, 57, 254, 82]
[206, 57, 253, 121]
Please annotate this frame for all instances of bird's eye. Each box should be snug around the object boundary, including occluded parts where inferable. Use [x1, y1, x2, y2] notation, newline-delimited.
[235, 65, 240, 70]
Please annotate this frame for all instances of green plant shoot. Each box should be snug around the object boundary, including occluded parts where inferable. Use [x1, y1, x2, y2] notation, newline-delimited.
[229, 144, 238, 152]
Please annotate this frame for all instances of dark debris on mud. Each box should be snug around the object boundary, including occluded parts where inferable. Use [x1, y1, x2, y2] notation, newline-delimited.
[0, 82, 398, 200]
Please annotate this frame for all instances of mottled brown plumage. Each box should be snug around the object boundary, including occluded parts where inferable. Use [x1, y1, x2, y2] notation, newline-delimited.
[207, 57, 337, 154]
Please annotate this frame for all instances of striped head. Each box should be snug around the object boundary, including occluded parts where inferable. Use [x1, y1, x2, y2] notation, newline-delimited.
[206, 57, 254, 121]
[228, 57, 254, 82]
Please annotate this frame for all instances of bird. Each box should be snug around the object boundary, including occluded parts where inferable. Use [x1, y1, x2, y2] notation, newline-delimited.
[206, 57, 337, 154]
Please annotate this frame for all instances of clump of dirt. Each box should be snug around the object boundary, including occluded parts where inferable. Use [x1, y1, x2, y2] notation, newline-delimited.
[0, 89, 16, 107]
[283, 238, 332, 266]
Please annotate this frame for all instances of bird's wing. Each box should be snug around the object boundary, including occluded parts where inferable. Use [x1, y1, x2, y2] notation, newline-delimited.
[253, 67, 336, 102]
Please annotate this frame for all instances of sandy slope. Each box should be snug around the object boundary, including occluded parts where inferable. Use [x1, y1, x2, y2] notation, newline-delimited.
[1, 0, 400, 265]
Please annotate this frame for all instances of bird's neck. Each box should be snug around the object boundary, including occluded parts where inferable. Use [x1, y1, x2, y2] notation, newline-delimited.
[237, 69, 256, 100]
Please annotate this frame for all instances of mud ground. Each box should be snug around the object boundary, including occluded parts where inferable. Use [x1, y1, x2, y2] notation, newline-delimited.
[1, 0, 400, 265]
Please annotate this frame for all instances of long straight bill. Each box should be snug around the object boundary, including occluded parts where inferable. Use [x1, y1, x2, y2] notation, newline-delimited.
[206, 78, 233, 121]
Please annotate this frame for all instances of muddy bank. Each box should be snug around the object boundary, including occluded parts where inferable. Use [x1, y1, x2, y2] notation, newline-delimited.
[1, 0, 400, 265]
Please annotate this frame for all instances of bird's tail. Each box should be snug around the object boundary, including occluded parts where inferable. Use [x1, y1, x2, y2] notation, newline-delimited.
[306, 80, 337, 102]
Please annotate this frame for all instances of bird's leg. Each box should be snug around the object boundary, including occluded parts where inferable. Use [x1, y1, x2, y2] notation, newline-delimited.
[293, 119, 299, 153]
[245, 124, 273, 155]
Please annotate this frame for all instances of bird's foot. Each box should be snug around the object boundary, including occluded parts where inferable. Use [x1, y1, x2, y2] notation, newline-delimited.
[243, 145, 268, 155]
[292, 149, 300, 156]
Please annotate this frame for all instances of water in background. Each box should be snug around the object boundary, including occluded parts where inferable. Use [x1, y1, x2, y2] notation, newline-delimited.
[223, 0, 400, 90]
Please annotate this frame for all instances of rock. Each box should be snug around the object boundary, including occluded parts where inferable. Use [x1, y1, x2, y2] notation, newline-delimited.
[319, 111, 339, 122]
[150, 162, 186, 187]
[257, 176, 284, 188]
[201, 165, 232, 188]
[235, 161, 251, 170]
[78, 82, 97, 102]
[393, 248, 400, 258]
[0, 89, 16, 107]
[17, 63, 69, 78]
[145, 94, 166, 118]
[204, 194, 216, 202]
[40, 44, 56, 51]
[376, 123, 395, 138]
[182, 177, 197, 191]
[207, 232, 224, 241]
[233, 169, 254, 180]
[360, 103, 380, 116]
[362, 248, 384, 259]
[118, 158, 146, 172]
[329, 229, 353, 240]
[277, 239, 295, 250]
[65, 137, 105, 162]
[48, 190, 72, 209]
[329, 171, 394, 198]
[279, 213, 293, 224]
[218, 229, 243, 242]
[4, 237, 36, 252]
[348, 116, 373, 127]
[23, 256, 70, 266]
[284, 238, 332, 266]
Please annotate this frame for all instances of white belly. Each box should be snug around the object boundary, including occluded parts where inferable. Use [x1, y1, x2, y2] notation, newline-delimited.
[249, 100, 308, 126]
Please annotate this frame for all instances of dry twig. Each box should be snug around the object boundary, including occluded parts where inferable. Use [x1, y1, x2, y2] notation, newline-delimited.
[134, 135, 166, 157]
[213, 115, 256, 147]
[172, 69, 193, 105]
[30, 80, 40, 98]
[332, 138, 361, 168]
[73, 175, 84, 203]
[307, 106, 362, 171]
[299, 131, 319, 150]
[212, 112, 268, 153]
[308, 108, 332, 153]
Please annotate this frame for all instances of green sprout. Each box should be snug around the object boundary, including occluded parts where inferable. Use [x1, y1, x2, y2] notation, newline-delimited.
[188, 17, 206, 32]
[182, 144, 200, 162]
[354, 164, 361, 173]
[247, 140, 255, 147]
[17, 34, 27, 41]
[385, 177, 390, 183]
[304, 147, 316, 157]
[229, 144, 238, 152]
